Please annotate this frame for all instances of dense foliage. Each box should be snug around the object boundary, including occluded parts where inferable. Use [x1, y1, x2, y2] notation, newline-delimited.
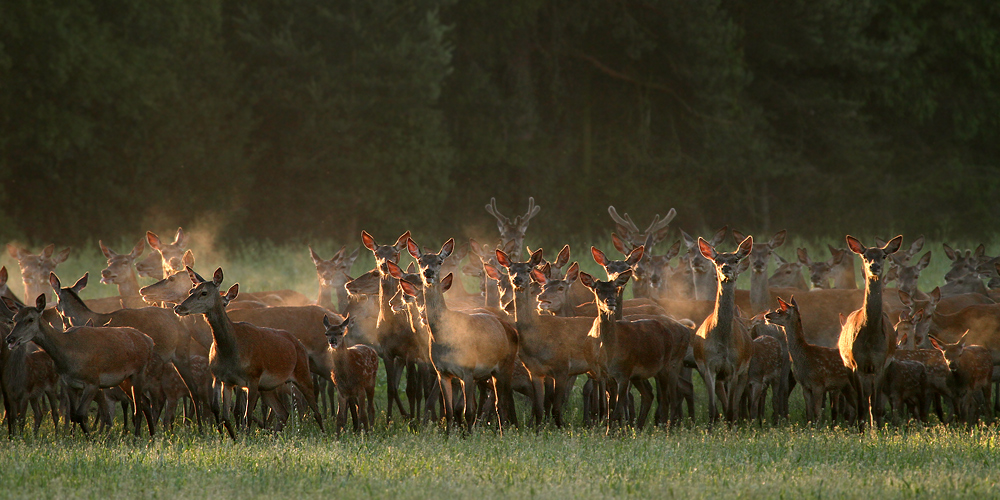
[2, 0, 999, 246]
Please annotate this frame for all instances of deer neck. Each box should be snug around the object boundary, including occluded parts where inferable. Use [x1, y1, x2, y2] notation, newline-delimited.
[421, 283, 450, 339]
[317, 283, 335, 311]
[26, 320, 73, 372]
[58, 292, 107, 327]
[595, 304, 620, 354]
[376, 274, 399, 328]
[485, 277, 501, 309]
[202, 300, 240, 358]
[749, 269, 769, 315]
[859, 274, 884, 329]
[116, 270, 142, 303]
[707, 277, 737, 340]
[783, 314, 809, 369]
[835, 260, 857, 289]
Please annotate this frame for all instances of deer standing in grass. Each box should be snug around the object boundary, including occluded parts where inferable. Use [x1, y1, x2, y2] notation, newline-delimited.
[7, 244, 71, 305]
[693, 235, 753, 424]
[765, 297, 858, 424]
[323, 314, 378, 434]
[310, 245, 359, 314]
[4, 294, 156, 436]
[403, 237, 519, 432]
[0, 305, 61, 436]
[932, 333, 993, 424]
[173, 267, 324, 439]
[838, 235, 902, 427]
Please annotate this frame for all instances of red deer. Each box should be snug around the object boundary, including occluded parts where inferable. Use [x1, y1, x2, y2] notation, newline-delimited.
[6, 244, 71, 305]
[693, 234, 753, 424]
[4, 294, 156, 436]
[173, 267, 323, 439]
[0, 266, 22, 306]
[323, 314, 379, 434]
[932, 333, 993, 424]
[99, 238, 151, 309]
[485, 197, 540, 261]
[883, 359, 929, 423]
[680, 227, 729, 301]
[146, 227, 189, 278]
[732, 229, 788, 315]
[0, 310, 61, 436]
[310, 245, 359, 314]
[768, 253, 809, 291]
[838, 235, 902, 426]
[764, 297, 858, 424]
[403, 237, 519, 432]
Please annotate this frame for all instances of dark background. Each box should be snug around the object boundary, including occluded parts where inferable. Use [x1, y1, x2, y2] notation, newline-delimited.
[3, 0, 998, 248]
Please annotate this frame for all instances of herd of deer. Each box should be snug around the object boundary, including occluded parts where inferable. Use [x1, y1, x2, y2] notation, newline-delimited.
[2, 198, 999, 439]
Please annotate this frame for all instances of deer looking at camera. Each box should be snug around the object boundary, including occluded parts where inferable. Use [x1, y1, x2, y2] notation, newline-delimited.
[310, 245, 359, 314]
[6, 244, 71, 306]
[485, 197, 540, 262]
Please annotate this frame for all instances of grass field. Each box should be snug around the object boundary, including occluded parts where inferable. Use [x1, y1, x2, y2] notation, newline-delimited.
[3, 232, 1000, 498]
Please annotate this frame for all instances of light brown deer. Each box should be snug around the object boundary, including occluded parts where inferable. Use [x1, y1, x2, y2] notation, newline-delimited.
[885, 251, 932, 300]
[4, 294, 156, 435]
[99, 238, 150, 309]
[932, 333, 993, 424]
[492, 250, 596, 427]
[680, 227, 729, 301]
[745, 332, 783, 423]
[942, 243, 985, 283]
[403, 237, 519, 432]
[173, 267, 324, 439]
[838, 235, 902, 426]
[310, 245, 359, 314]
[732, 229, 788, 315]
[764, 297, 858, 424]
[693, 234, 753, 424]
[6, 244, 71, 305]
[768, 253, 809, 290]
[146, 227, 189, 278]
[323, 314, 379, 434]
[485, 197, 540, 261]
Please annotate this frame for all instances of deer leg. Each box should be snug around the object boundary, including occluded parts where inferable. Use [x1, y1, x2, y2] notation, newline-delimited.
[335, 394, 348, 436]
[260, 390, 289, 432]
[550, 374, 571, 429]
[216, 381, 236, 440]
[528, 374, 546, 427]
[438, 374, 454, 431]
[633, 378, 655, 430]
[73, 385, 98, 435]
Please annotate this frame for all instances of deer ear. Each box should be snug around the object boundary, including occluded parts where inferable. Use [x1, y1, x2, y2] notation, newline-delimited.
[776, 297, 789, 311]
[591, 246, 609, 267]
[406, 262, 416, 274]
[0, 265, 6, 284]
[53, 247, 71, 264]
[385, 261, 403, 279]
[578, 271, 596, 290]
[736, 236, 753, 259]
[790, 296, 798, 309]
[361, 230, 377, 252]
[929, 286, 941, 302]
[182, 249, 195, 268]
[698, 238, 716, 261]
[309, 246, 323, 265]
[770, 230, 787, 249]
[323, 314, 332, 329]
[555, 245, 571, 268]
[626, 246, 645, 267]
[225, 283, 239, 303]
[186, 266, 202, 285]
[736, 258, 750, 275]
[883, 235, 903, 255]
[72, 273, 88, 293]
[441, 273, 454, 292]
[615, 270, 633, 288]
[35, 293, 46, 311]
[396, 231, 413, 253]
[130, 238, 145, 259]
[495, 249, 512, 269]
[528, 248, 543, 267]
[565, 262, 580, 283]
[99, 240, 114, 259]
[929, 336, 944, 352]
[174, 227, 188, 247]
[530, 268, 546, 284]
[406, 238, 421, 259]
[915, 251, 932, 271]
[898, 290, 912, 306]
[399, 279, 419, 297]
[1, 296, 17, 315]
[846, 235, 865, 255]
[796, 248, 810, 265]
[147, 231, 162, 251]
[49, 273, 61, 292]
[212, 268, 224, 286]
[483, 263, 504, 281]
[7, 244, 20, 259]
[612, 233, 629, 256]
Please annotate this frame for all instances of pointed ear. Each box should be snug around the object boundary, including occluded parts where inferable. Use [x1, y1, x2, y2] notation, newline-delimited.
[929, 286, 941, 303]
[929, 336, 944, 352]
[797, 248, 810, 265]
[212, 268, 224, 286]
[625, 246, 645, 267]
[309, 246, 323, 265]
[495, 249, 513, 269]
[579, 271, 596, 290]
[53, 247, 71, 264]
[385, 261, 403, 279]
[361, 230, 377, 252]
[0, 265, 6, 284]
[1, 296, 16, 315]
[399, 279, 419, 297]
[182, 250, 195, 268]
[555, 245, 571, 268]
[186, 266, 202, 285]
[732, 230, 746, 245]
[975, 244, 985, 258]
[130, 238, 145, 259]
[591, 246, 609, 267]
[736, 258, 750, 275]
[72, 273, 88, 293]
[49, 272, 61, 292]
[735, 235, 753, 259]
[35, 293, 46, 311]
[174, 227, 188, 247]
[439, 238, 455, 260]
[697, 237, 716, 261]
[883, 235, 903, 255]
[565, 262, 580, 283]
[7, 244, 20, 259]
[789, 295, 798, 309]
[146, 231, 162, 251]
[915, 251, 932, 271]
[347, 247, 360, 265]
[846, 235, 865, 255]
[406, 238, 421, 259]
[40, 244, 55, 259]
[341, 314, 351, 328]
[530, 268, 546, 284]
[323, 314, 332, 329]
[680, 230, 695, 248]
[406, 262, 416, 274]
[776, 296, 789, 311]
[395, 231, 413, 253]
[711, 226, 728, 245]
[612, 233, 629, 256]
[225, 283, 239, 303]
[441, 273, 454, 292]
[528, 248, 543, 267]
[942, 243, 957, 261]
[99, 240, 114, 259]
[665, 240, 681, 260]
[483, 263, 504, 281]
[614, 270, 633, 289]
[769, 230, 787, 249]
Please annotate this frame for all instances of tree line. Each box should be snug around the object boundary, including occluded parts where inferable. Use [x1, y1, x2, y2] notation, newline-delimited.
[2, 0, 999, 248]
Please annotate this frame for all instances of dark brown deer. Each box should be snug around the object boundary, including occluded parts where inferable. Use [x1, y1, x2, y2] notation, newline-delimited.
[403, 237, 519, 432]
[886, 251, 932, 300]
[146, 227, 189, 278]
[932, 333, 993, 424]
[681, 227, 729, 301]
[492, 250, 596, 427]
[607, 205, 676, 249]
[6, 244, 71, 305]
[883, 358, 929, 424]
[485, 197, 540, 261]
[768, 253, 809, 290]
[310, 245, 359, 314]
[838, 234, 902, 426]
[99, 238, 150, 309]
[732, 229, 787, 315]
[323, 314, 379, 434]
[0, 311, 61, 436]
[173, 267, 324, 439]
[693, 234, 753, 423]
[0, 266, 22, 306]
[4, 294, 156, 435]
[765, 297, 858, 424]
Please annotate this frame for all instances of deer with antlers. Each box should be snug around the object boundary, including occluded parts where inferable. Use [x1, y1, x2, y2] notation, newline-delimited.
[485, 197, 540, 262]
[173, 267, 324, 439]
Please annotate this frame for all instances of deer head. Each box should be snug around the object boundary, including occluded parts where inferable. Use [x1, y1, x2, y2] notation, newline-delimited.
[174, 267, 238, 316]
[6, 244, 72, 304]
[99, 238, 145, 286]
[607, 205, 676, 249]
[146, 227, 189, 277]
[485, 197, 540, 261]
[846, 235, 902, 281]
